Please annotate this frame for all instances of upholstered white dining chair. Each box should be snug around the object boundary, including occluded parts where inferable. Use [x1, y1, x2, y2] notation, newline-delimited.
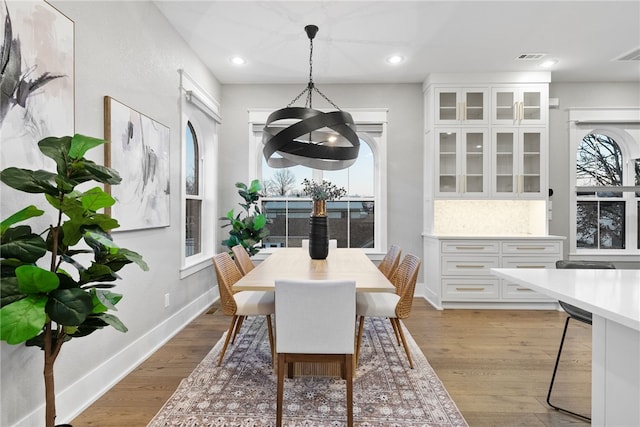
[212, 252, 275, 366]
[274, 279, 356, 427]
[301, 239, 338, 250]
[231, 244, 255, 275]
[355, 254, 421, 369]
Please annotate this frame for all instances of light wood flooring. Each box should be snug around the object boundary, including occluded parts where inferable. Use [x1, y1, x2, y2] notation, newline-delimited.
[72, 300, 591, 426]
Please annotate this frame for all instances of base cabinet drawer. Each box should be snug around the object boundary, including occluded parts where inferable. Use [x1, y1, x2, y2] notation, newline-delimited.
[502, 257, 558, 269]
[441, 256, 500, 276]
[443, 278, 500, 300]
[501, 282, 553, 300]
[502, 241, 561, 255]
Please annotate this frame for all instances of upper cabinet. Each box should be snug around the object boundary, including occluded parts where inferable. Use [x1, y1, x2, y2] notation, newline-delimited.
[491, 85, 548, 126]
[424, 73, 550, 201]
[435, 88, 489, 125]
[436, 128, 490, 197]
[492, 128, 546, 198]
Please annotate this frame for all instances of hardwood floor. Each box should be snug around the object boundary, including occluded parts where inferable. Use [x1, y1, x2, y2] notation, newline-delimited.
[72, 300, 591, 426]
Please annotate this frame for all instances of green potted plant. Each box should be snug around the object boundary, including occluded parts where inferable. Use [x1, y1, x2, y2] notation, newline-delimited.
[219, 179, 269, 257]
[0, 134, 148, 427]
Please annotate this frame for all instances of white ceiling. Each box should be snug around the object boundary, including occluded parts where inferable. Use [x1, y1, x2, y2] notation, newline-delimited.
[154, 1, 640, 85]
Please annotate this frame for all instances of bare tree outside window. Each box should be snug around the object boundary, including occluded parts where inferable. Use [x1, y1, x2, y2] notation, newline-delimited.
[265, 169, 297, 196]
[576, 133, 625, 249]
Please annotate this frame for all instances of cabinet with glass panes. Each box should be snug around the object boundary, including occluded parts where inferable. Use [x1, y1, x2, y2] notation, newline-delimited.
[435, 128, 489, 197]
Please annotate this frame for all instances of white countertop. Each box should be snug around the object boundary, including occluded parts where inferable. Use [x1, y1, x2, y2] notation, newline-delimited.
[492, 268, 640, 331]
[424, 234, 566, 240]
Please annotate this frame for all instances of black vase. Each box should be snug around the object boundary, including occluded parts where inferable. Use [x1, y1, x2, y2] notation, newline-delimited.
[309, 215, 329, 259]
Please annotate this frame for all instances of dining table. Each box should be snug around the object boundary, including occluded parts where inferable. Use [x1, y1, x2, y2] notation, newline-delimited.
[491, 267, 640, 427]
[232, 247, 395, 293]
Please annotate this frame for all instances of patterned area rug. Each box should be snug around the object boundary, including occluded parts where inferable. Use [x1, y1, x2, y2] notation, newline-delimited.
[148, 316, 467, 426]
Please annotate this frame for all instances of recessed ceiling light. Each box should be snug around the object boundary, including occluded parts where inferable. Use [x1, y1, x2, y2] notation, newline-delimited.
[386, 55, 404, 65]
[540, 59, 558, 68]
[230, 56, 246, 66]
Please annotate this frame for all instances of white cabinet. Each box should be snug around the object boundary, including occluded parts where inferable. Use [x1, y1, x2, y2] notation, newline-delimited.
[491, 85, 548, 125]
[424, 236, 564, 308]
[492, 128, 546, 198]
[425, 76, 549, 201]
[435, 128, 489, 197]
[435, 87, 488, 125]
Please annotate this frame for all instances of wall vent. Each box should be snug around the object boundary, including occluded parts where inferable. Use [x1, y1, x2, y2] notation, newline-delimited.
[615, 47, 640, 61]
[515, 53, 546, 60]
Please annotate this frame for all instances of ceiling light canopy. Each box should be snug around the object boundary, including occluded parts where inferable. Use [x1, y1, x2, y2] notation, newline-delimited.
[262, 25, 359, 171]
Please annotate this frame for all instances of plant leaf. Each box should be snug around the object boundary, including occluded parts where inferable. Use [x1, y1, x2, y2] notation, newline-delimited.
[69, 134, 105, 159]
[0, 206, 44, 235]
[46, 288, 93, 326]
[97, 312, 128, 333]
[15, 265, 59, 294]
[0, 167, 58, 195]
[38, 136, 72, 175]
[91, 289, 123, 313]
[0, 296, 47, 344]
[0, 277, 26, 307]
[0, 228, 47, 263]
[81, 187, 115, 211]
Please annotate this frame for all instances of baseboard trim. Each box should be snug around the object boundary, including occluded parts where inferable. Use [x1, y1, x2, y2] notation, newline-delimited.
[15, 289, 217, 426]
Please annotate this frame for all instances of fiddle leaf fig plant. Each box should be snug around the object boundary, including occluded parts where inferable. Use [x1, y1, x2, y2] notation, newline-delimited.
[0, 134, 148, 427]
[219, 179, 269, 257]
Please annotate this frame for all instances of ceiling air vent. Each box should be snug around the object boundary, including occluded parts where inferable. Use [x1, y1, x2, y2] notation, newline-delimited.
[615, 47, 640, 61]
[515, 53, 546, 60]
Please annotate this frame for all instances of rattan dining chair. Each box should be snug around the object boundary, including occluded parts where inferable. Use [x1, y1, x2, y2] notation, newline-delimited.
[212, 252, 275, 366]
[355, 254, 421, 369]
[231, 244, 255, 275]
[275, 279, 356, 427]
[378, 244, 402, 281]
[547, 259, 616, 421]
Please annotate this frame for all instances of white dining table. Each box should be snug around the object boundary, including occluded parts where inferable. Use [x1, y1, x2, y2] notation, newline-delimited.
[492, 268, 640, 426]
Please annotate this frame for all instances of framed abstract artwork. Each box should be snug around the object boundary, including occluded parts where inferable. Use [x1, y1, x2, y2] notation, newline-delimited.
[104, 96, 170, 231]
[0, 0, 74, 171]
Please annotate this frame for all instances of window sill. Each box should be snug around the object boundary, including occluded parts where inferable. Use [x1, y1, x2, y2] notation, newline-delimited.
[180, 254, 213, 278]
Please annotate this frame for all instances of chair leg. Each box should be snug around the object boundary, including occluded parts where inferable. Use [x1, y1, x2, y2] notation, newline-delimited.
[390, 316, 402, 346]
[231, 315, 245, 344]
[546, 316, 591, 422]
[276, 353, 285, 427]
[393, 318, 414, 369]
[218, 315, 240, 366]
[265, 315, 275, 364]
[345, 354, 354, 427]
[355, 316, 366, 368]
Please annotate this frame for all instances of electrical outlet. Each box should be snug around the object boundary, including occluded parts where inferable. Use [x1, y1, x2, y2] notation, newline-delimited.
[164, 293, 170, 308]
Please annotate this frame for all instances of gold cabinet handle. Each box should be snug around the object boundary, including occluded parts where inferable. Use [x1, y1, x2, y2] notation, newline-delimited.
[515, 246, 546, 250]
[456, 287, 485, 291]
[515, 265, 546, 268]
[455, 246, 486, 250]
[516, 287, 533, 292]
[456, 264, 485, 268]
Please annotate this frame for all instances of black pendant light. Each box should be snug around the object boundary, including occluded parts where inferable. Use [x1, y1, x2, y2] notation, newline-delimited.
[262, 25, 359, 170]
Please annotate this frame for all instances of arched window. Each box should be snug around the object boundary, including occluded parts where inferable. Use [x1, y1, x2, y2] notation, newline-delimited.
[180, 70, 221, 276]
[185, 122, 201, 256]
[249, 110, 388, 253]
[570, 109, 640, 257]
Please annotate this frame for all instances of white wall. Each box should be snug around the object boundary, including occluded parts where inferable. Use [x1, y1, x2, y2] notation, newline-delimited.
[0, 2, 221, 425]
[219, 84, 425, 261]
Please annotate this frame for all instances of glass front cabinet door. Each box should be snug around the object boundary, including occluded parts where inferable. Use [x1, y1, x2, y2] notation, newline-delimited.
[435, 88, 489, 125]
[492, 128, 545, 198]
[491, 85, 547, 126]
[436, 128, 489, 197]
